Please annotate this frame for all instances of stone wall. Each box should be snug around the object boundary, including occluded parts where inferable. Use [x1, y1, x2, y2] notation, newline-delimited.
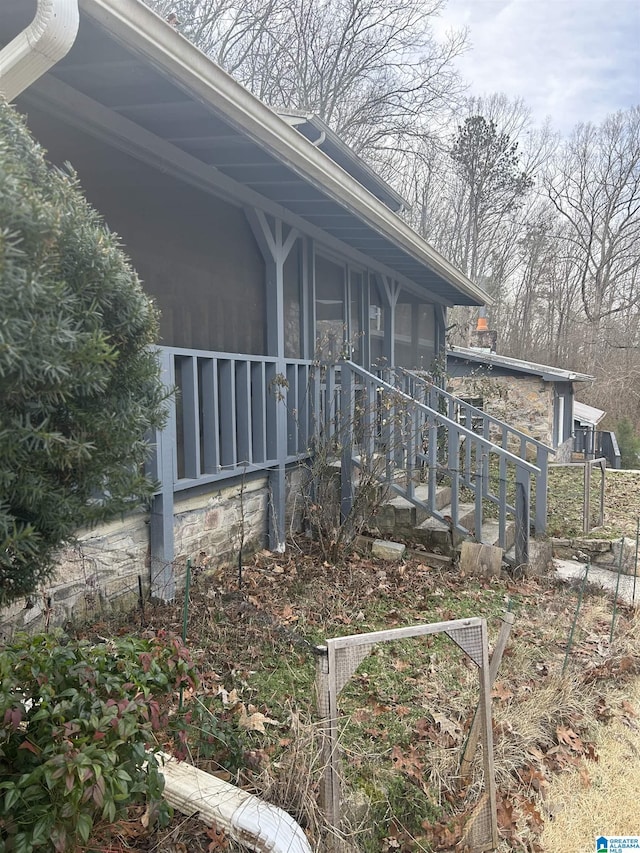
[448, 374, 555, 450]
[553, 536, 639, 576]
[0, 473, 278, 639]
[555, 437, 573, 464]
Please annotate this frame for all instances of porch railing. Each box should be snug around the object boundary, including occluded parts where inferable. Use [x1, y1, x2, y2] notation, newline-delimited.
[150, 350, 546, 597]
[150, 347, 314, 491]
[322, 361, 541, 566]
[574, 427, 621, 469]
[391, 367, 552, 536]
[149, 346, 314, 598]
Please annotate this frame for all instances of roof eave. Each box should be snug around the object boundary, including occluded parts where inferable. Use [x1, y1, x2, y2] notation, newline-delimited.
[279, 111, 411, 213]
[448, 347, 593, 382]
[78, 0, 488, 307]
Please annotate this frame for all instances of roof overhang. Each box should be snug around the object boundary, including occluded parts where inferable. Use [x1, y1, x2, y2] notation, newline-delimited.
[447, 347, 594, 383]
[1, 0, 488, 308]
[573, 401, 606, 426]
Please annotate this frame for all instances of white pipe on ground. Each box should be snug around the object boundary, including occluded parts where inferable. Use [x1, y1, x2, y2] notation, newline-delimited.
[0, 0, 79, 102]
[159, 753, 313, 853]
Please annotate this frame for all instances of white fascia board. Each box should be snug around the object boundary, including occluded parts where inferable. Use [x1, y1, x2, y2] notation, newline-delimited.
[78, 0, 489, 307]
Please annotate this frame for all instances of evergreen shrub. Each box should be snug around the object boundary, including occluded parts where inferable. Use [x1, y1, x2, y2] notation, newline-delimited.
[0, 101, 166, 606]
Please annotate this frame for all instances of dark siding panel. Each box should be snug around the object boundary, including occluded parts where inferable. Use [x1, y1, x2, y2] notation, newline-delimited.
[19, 107, 266, 354]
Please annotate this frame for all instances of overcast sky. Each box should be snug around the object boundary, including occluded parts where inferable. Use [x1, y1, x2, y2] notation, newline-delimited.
[432, 0, 640, 134]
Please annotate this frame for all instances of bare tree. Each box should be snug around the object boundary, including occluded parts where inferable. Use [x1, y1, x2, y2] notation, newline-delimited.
[545, 107, 640, 332]
[500, 205, 582, 363]
[144, 0, 466, 158]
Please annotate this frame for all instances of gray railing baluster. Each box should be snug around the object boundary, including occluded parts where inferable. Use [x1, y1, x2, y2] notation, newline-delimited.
[475, 447, 484, 542]
[181, 355, 200, 480]
[515, 467, 530, 567]
[286, 362, 297, 456]
[296, 364, 309, 454]
[251, 361, 266, 464]
[312, 364, 321, 443]
[218, 359, 236, 468]
[535, 446, 548, 535]
[200, 357, 219, 474]
[482, 420, 490, 499]
[406, 404, 415, 499]
[236, 359, 251, 465]
[265, 361, 278, 461]
[340, 361, 354, 521]
[364, 377, 376, 465]
[499, 454, 507, 548]
[326, 364, 336, 442]
[464, 430, 472, 488]
[449, 426, 460, 526]
[428, 414, 438, 513]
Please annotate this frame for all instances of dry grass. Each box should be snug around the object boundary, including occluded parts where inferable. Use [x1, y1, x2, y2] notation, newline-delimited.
[540, 677, 640, 851]
[548, 466, 640, 539]
[83, 547, 640, 852]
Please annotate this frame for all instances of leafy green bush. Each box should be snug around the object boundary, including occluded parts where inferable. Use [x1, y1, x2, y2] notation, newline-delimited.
[615, 417, 640, 469]
[0, 100, 167, 606]
[0, 631, 198, 852]
[171, 693, 247, 773]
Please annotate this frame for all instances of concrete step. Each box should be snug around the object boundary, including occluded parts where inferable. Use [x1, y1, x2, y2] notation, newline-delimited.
[412, 503, 476, 555]
[374, 482, 519, 560]
[375, 484, 452, 533]
[480, 518, 516, 552]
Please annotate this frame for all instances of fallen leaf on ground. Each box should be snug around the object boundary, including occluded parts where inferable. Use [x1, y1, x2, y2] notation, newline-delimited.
[238, 705, 280, 732]
[432, 710, 463, 741]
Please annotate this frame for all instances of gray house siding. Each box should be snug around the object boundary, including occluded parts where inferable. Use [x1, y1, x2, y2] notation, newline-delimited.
[21, 101, 443, 374]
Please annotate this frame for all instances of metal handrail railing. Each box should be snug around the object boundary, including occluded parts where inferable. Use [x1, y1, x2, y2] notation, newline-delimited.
[327, 361, 539, 566]
[392, 367, 551, 536]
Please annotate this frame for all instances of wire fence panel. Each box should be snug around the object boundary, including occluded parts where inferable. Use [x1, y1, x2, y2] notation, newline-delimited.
[315, 616, 499, 851]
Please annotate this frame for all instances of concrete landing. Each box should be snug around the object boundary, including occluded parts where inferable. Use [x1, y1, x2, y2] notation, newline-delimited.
[555, 558, 639, 607]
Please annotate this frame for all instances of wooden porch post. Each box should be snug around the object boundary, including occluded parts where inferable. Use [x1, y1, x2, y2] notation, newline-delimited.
[149, 348, 176, 601]
[434, 304, 447, 385]
[246, 208, 298, 551]
[377, 274, 400, 368]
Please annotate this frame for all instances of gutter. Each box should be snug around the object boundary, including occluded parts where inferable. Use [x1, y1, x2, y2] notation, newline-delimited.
[0, 0, 79, 102]
[78, 0, 489, 307]
[159, 752, 313, 853]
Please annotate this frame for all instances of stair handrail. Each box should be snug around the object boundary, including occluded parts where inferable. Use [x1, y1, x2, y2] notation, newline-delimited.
[343, 363, 539, 475]
[392, 366, 551, 536]
[392, 367, 555, 454]
[335, 362, 539, 566]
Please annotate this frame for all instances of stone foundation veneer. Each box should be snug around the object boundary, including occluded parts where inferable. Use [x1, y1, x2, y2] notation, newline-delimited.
[0, 474, 275, 638]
